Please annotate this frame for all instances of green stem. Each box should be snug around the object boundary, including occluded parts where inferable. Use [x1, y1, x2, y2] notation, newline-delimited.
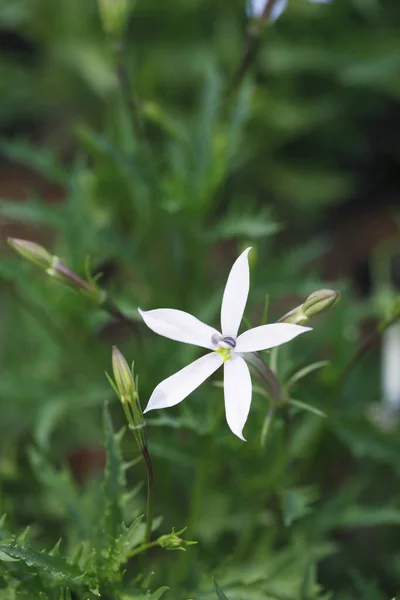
[129, 539, 159, 559]
[113, 39, 144, 140]
[142, 445, 154, 545]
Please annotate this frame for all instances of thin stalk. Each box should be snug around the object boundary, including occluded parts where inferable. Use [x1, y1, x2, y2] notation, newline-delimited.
[129, 539, 159, 559]
[113, 39, 144, 140]
[142, 445, 154, 545]
[231, 0, 276, 92]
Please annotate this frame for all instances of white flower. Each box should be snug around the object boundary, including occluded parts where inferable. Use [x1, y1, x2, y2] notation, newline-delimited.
[139, 248, 311, 440]
[248, 0, 332, 21]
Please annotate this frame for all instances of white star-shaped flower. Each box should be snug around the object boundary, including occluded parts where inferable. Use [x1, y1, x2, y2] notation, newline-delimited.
[139, 248, 311, 440]
[248, 0, 332, 21]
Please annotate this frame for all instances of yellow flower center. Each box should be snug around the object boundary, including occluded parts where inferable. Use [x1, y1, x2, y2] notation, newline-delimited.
[215, 347, 232, 362]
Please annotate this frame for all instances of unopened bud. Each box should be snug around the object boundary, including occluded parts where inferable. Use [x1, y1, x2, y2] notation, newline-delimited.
[109, 347, 146, 451]
[8, 238, 53, 270]
[112, 346, 135, 401]
[277, 304, 308, 325]
[157, 528, 197, 552]
[302, 289, 340, 318]
[48, 257, 103, 302]
[9, 237, 104, 302]
[278, 289, 340, 324]
[98, 0, 130, 38]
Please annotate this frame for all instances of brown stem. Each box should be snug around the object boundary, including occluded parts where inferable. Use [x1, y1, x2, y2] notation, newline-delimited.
[231, 0, 276, 91]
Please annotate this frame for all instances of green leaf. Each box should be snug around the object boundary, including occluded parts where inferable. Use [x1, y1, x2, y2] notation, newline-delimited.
[0, 199, 63, 229]
[288, 398, 326, 418]
[281, 486, 319, 527]
[0, 544, 84, 583]
[102, 403, 126, 541]
[214, 579, 230, 600]
[286, 361, 329, 390]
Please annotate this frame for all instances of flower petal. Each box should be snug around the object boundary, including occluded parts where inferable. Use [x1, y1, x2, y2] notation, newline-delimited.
[139, 308, 220, 349]
[246, 0, 267, 18]
[144, 353, 223, 413]
[224, 355, 252, 440]
[236, 323, 311, 352]
[246, 0, 288, 20]
[270, 0, 289, 21]
[221, 247, 252, 339]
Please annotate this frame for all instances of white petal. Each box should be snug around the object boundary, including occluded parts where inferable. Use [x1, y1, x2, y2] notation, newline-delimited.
[270, 0, 289, 21]
[144, 353, 223, 413]
[247, 0, 267, 18]
[224, 355, 252, 440]
[236, 323, 311, 352]
[220, 247, 252, 339]
[138, 308, 220, 350]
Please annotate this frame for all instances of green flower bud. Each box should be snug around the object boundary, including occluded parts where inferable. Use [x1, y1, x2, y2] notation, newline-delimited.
[109, 347, 146, 452]
[8, 238, 53, 270]
[112, 346, 135, 402]
[278, 290, 340, 324]
[302, 289, 340, 319]
[157, 528, 197, 552]
[277, 304, 308, 325]
[98, 0, 130, 38]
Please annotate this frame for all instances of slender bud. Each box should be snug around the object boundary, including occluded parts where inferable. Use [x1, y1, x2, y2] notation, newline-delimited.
[47, 257, 103, 302]
[8, 238, 53, 270]
[9, 237, 105, 302]
[302, 289, 340, 319]
[98, 0, 130, 38]
[112, 346, 135, 401]
[277, 303, 308, 325]
[278, 289, 340, 324]
[110, 347, 146, 452]
[157, 528, 197, 552]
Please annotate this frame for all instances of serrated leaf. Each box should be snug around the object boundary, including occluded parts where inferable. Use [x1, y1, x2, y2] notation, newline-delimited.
[0, 544, 85, 583]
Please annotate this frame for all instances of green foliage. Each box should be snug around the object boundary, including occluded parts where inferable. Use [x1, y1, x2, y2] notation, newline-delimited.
[0, 0, 399, 598]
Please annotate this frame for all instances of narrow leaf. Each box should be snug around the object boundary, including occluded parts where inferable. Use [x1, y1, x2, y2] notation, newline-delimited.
[214, 579, 230, 600]
[288, 398, 326, 418]
[286, 361, 329, 391]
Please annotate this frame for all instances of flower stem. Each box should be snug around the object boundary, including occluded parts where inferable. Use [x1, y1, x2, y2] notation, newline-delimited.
[129, 539, 159, 559]
[231, 0, 276, 91]
[142, 445, 154, 545]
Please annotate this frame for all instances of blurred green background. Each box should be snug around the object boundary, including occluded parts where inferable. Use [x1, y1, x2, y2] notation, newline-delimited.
[0, 0, 399, 598]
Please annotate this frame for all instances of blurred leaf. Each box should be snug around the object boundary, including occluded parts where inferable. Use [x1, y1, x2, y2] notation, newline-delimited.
[281, 486, 319, 527]
[214, 579, 230, 600]
[286, 361, 329, 391]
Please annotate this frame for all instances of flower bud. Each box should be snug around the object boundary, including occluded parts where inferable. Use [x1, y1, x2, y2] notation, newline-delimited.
[8, 238, 53, 270]
[157, 528, 197, 552]
[277, 304, 308, 325]
[302, 289, 340, 319]
[112, 346, 135, 402]
[47, 258, 102, 301]
[110, 347, 146, 452]
[98, 0, 130, 38]
[278, 289, 340, 324]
